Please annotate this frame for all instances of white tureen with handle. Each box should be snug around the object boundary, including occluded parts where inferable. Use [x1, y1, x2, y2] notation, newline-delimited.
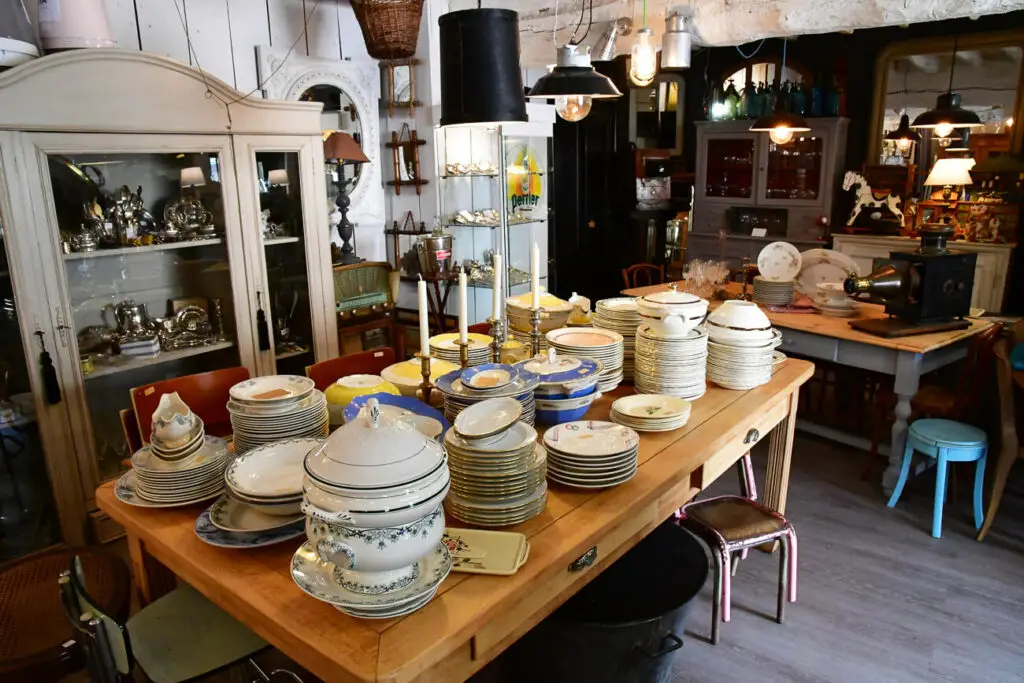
[635, 285, 709, 338]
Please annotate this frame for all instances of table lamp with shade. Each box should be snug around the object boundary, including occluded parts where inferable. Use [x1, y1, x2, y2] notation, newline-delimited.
[924, 157, 975, 201]
[323, 132, 369, 265]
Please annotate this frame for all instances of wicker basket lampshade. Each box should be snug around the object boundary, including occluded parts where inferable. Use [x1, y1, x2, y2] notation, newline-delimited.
[350, 0, 425, 60]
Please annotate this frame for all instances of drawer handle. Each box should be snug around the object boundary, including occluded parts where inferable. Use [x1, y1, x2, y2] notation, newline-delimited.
[569, 546, 597, 572]
[744, 428, 760, 444]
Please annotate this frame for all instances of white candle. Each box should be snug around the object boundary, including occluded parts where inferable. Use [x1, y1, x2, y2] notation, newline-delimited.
[458, 268, 469, 343]
[417, 276, 430, 358]
[492, 253, 503, 320]
[530, 243, 541, 310]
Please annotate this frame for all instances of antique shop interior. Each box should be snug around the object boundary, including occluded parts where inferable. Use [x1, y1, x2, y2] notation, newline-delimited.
[1, 1, 1023, 682]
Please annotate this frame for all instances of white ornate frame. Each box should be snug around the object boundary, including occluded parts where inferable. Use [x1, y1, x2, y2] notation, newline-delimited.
[257, 46, 385, 234]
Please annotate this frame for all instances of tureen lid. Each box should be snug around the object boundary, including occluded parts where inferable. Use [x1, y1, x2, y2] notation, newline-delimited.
[519, 348, 602, 383]
[304, 398, 446, 490]
[641, 284, 703, 306]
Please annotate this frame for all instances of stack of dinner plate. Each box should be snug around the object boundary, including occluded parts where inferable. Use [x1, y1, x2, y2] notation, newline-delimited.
[429, 332, 493, 367]
[592, 298, 640, 381]
[706, 337, 777, 390]
[543, 421, 640, 489]
[444, 398, 548, 526]
[633, 324, 708, 400]
[227, 376, 328, 454]
[116, 436, 229, 508]
[610, 394, 691, 432]
[508, 327, 549, 352]
[752, 276, 795, 306]
[546, 327, 625, 393]
[435, 363, 540, 426]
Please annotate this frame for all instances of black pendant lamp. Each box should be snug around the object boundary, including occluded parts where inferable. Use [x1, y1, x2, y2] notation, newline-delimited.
[911, 36, 983, 133]
[439, 8, 527, 126]
[749, 38, 810, 145]
[885, 113, 922, 145]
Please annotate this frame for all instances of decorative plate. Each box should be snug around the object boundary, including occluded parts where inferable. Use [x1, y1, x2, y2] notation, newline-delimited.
[543, 421, 640, 458]
[794, 248, 862, 298]
[611, 394, 690, 421]
[229, 375, 315, 404]
[461, 363, 519, 391]
[207, 494, 303, 533]
[757, 241, 802, 282]
[194, 506, 304, 548]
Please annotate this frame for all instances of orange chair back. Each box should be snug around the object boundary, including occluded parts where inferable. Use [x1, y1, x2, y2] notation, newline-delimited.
[119, 408, 142, 456]
[130, 366, 251, 444]
[622, 263, 665, 290]
[468, 322, 491, 335]
[306, 348, 396, 391]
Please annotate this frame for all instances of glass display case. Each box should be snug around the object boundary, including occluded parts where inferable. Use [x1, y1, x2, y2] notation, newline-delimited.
[435, 105, 555, 325]
[703, 137, 756, 199]
[760, 136, 825, 203]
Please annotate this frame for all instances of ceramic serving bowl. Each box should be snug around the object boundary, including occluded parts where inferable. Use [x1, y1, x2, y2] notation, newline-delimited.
[325, 374, 400, 407]
[303, 470, 450, 528]
[707, 300, 771, 330]
[636, 288, 709, 338]
[304, 504, 445, 594]
[506, 289, 574, 332]
[380, 357, 460, 398]
[516, 349, 603, 399]
[453, 397, 522, 442]
[534, 378, 598, 400]
[151, 392, 197, 448]
[535, 391, 600, 425]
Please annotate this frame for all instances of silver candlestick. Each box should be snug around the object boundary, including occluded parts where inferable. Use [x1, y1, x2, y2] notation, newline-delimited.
[487, 316, 506, 363]
[529, 307, 542, 358]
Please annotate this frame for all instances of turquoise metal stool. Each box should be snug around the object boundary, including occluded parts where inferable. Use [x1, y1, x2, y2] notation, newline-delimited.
[887, 418, 987, 538]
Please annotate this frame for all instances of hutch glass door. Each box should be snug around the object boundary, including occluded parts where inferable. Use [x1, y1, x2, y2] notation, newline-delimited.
[36, 139, 249, 486]
[757, 134, 825, 205]
[702, 136, 757, 201]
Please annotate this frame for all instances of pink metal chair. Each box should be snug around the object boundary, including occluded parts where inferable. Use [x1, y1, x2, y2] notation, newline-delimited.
[677, 453, 798, 644]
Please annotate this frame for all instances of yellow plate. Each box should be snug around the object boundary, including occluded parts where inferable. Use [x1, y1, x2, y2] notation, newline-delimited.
[430, 332, 493, 349]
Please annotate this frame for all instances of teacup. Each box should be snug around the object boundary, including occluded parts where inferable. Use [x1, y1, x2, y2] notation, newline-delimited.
[815, 282, 848, 306]
[151, 392, 196, 449]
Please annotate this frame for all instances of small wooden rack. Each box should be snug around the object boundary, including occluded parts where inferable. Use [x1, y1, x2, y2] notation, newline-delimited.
[385, 124, 428, 196]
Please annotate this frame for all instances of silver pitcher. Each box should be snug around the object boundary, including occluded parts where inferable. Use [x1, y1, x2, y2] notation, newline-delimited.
[103, 300, 152, 337]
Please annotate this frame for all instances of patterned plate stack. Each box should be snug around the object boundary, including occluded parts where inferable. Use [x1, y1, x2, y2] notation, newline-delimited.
[752, 276, 795, 306]
[592, 298, 640, 381]
[546, 327, 625, 393]
[227, 376, 328, 454]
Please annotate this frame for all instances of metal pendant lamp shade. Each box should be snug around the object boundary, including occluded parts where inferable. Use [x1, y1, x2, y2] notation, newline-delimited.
[749, 109, 811, 133]
[911, 92, 982, 130]
[528, 45, 623, 100]
[0, 0, 38, 68]
[439, 8, 527, 126]
[885, 113, 922, 143]
[661, 14, 692, 69]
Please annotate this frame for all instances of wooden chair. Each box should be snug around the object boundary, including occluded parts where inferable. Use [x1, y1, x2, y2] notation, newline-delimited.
[468, 322, 491, 336]
[129, 367, 250, 445]
[977, 338, 1023, 541]
[60, 555, 267, 683]
[305, 347, 396, 391]
[118, 409, 142, 469]
[621, 263, 665, 290]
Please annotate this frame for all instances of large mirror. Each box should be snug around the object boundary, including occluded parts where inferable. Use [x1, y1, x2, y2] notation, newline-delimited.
[300, 83, 364, 205]
[871, 31, 1024, 172]
[629, 73, 685, 156]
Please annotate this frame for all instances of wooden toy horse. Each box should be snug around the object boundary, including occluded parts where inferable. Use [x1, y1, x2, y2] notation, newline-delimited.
[843, 171, 904, 228]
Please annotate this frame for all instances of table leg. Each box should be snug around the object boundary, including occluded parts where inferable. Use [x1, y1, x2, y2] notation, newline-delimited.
[883, 352, 922, 496]
[764, 388, 800, 516]
[126, 534, 176, 606]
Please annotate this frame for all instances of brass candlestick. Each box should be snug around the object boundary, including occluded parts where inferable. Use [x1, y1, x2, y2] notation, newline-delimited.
[487, 316, 506, 363]
[415, 352, 433, 406]
[529, 307, 542, 357]
[456, 339, 471, 369]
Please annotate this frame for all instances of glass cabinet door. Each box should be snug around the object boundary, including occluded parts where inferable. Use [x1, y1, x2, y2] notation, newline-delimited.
[758, 134, 825, 205]
[503, 133, 548, 298]
[702, 136, 757, 201]
[31, 138, 251, 485]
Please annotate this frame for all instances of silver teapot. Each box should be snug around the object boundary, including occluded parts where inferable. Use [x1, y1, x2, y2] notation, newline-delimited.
[103, 300, 152, 337]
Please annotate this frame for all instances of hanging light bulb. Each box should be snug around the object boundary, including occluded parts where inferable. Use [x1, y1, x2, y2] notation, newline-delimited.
[750, 38, 810, 143]
[896, 137, 913, 152]
[630, 27, 658, 86]
[884, 113, 921, 153]
[911, 36, 983, 134]
[769, 127, 796, 145]
[933, 122, 955, 138]
[554, 95, 593, 122]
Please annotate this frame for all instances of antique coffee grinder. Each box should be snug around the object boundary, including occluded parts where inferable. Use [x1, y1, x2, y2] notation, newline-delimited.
[843, 224, 976, 337]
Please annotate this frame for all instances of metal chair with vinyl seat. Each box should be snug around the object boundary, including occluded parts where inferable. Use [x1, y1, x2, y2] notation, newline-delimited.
[59, 555, 268, 683]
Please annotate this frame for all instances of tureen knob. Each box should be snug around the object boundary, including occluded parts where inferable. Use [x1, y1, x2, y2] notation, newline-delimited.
[547, 347, 556, 364]
[366, 397, 380, 429]
[669, 282, 678, 292]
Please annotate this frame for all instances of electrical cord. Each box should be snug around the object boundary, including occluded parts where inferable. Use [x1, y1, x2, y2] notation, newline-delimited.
[735, 39, 765, 60]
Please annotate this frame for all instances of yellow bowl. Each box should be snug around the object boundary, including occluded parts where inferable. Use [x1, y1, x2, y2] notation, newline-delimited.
[324, 374, 400, 406]
[381, 358, 460, 396]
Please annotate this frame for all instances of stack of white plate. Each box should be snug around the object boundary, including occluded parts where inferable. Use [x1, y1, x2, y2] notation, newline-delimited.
[610, 394, 691, 432]
[706, 336, 777, 390]
[543, 421, 640, 489]
[435, 363, 540, 426]
[444, 399, 548, 527]
[592, 298, 640, 380]
[509, 327, 549, 352]
[116, 436, 229, 508]
[752, 276, 795, 306]
[227, 376, 328, 454]
[546, 327, 625, 393]
[633, 325, 708, 400]
[429, 332, 493, 367]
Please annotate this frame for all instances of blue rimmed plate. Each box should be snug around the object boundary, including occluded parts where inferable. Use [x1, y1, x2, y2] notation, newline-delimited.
[435, 367, 540, 399]
[194, 505, 304, 548]
[460, 363, 520, 391]
[343, 393, 450, 442]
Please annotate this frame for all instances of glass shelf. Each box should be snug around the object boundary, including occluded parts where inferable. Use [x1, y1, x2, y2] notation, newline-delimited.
[63, 238, 223, 260]
[85, 341, 235, 380]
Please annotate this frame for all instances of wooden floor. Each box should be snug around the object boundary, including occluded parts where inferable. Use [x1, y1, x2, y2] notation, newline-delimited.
[669, 433, 1024, 683]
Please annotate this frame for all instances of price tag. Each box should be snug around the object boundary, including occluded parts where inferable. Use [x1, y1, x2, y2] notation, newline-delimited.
[751, 228, 768, 238]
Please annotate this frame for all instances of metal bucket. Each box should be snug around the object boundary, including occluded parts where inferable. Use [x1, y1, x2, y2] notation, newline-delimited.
[416, 234, 453, 277]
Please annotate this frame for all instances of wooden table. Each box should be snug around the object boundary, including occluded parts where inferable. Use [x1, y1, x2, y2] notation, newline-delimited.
[623, 281, 995, 493]
[96, 360, 813, 683]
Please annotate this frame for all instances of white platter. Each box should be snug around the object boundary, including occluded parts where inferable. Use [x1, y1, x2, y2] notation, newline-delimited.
[794, 248, 862, 298]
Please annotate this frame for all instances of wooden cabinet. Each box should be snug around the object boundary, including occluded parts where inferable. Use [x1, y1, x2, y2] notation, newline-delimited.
[691, 118, 848, 266]
[0, 51, 336, 543]
[831, 234, 1014, 312]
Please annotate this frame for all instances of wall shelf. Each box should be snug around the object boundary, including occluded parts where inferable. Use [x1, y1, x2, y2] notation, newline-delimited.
[85, 340, 235, 380]
[63, 239, 224, 260]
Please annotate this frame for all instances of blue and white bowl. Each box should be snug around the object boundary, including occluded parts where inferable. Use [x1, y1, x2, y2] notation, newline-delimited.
[535, 391, 601, 425]
[516, 351, 602, 400]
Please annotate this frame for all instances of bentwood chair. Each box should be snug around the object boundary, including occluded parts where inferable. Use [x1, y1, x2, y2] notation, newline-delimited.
[677, 453, 798, 645]
[60, 556, 267, 683]
[130, 366, 251, 444]
[977, 338, 1022, 540]
[621, 263, 665, 290]
[305, 347, 396, 391]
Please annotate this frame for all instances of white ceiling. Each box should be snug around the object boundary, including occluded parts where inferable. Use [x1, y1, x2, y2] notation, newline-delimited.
[454, 0, 1024, 66]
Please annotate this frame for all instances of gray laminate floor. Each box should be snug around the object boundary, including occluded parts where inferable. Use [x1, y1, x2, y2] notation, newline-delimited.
[669, 433, 1024, 683]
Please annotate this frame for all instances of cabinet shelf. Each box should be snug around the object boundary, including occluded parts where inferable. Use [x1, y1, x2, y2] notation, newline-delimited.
[263, 236, 301, 246]
[275, 348, 311, 360]
[445, 219, 546, 229]
[84, 340, 235, 380]
[63, 239, 224, 260]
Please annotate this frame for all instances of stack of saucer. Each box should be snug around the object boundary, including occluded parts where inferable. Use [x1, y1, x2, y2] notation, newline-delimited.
[227, 376, 328, 454]
[444, 398, 547, 526]
[633, 325, 708, 400]
[753, 277, 795, 306]
[543, 421, 640, 489]
[429, 332, 493, 367]
[592, 298, 640, 380]
[116, 435, 229, 508]
[435, 363, 540, 426]
[610, 394, 691, 432]
[546, 327, 624, 393]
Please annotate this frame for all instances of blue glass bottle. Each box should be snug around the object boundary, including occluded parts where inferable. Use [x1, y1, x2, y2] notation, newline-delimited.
[810, 79, 823, 117]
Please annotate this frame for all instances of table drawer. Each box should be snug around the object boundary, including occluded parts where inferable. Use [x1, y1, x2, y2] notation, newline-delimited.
[698, 396, 789, 489]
